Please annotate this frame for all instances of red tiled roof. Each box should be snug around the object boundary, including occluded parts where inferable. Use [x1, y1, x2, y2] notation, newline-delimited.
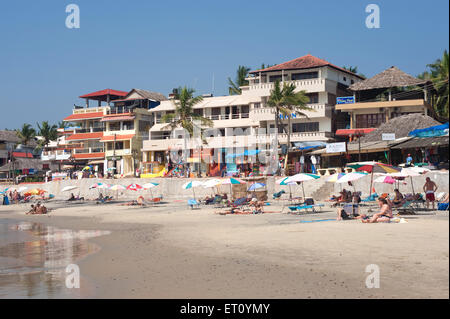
[79, 89, 128, 99]
[12, 152, 34, 158]
[64, 112, 104, 121]
[72, 153, 105, 160]
[66, 132, 104, 141]
[249, 54, 363, 78]
[335, 128, 376, 136]
[100, 134, 135, 142]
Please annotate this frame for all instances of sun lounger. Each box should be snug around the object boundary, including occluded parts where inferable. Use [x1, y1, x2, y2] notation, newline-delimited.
[288, 204, 324, 213]
[394, 201, 416, 215]
[188, 199, 200, 209]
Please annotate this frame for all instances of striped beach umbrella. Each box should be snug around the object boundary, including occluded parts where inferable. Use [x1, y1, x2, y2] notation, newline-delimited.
[143, 182, 159, 199]
[347, 162, 401, 195]
[182, 180, 204, 199]
[127, 183, 143, 191]
[285, 173, 320, 199]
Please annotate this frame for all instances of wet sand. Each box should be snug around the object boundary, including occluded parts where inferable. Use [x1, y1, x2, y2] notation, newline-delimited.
[0, 200, 448, 298]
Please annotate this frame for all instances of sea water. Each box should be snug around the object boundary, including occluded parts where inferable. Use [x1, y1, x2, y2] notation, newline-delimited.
[0, 219, 110, 298]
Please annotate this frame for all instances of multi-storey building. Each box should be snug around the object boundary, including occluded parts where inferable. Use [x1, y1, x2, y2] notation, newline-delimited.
[335, 66, 432, 140]
[63, 88, 166, 177]
[40, 127, 77, 171]
[141, 54, 363, 176]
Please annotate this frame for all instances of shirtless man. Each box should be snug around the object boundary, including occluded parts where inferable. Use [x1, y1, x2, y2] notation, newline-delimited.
[423, 177, 438, 210]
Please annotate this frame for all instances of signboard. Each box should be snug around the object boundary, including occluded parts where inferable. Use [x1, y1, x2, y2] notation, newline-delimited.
[326, 142, 346, 153]
[336, 96, 355, 104]
[382, 133, 396, 141]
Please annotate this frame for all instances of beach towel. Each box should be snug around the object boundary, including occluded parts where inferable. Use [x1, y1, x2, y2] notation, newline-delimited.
[299, 219, 334, 223]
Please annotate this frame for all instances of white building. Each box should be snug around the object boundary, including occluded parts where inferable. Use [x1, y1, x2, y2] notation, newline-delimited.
[141, 54, 363, 176]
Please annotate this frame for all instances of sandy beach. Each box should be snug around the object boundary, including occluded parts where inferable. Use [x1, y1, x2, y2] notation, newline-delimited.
[0, 199, 448, 299]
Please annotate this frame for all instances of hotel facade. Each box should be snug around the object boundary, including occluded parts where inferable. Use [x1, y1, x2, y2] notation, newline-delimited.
[141, 54, 363, 176]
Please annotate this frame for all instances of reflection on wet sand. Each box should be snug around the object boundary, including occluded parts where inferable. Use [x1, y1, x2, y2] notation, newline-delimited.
[0, 220, 110, 298]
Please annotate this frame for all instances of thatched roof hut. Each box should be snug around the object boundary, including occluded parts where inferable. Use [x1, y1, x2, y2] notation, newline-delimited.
[0, 158, 43, 172]
[349, 66, 428, 91]
[354, 113, 441, 143]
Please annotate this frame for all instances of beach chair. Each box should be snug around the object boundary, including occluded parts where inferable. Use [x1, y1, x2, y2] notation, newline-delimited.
[188, 199, 200, 209]
[273, 190, 286, 199]
[394, 201, 416, 215]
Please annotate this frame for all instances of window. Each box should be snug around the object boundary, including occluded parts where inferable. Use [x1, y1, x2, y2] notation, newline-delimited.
[269, 75, 282, 82]
[355, 114, 386, 128]
[292, 122, 319, 133]
[193, 109, 203, 116]
[254, 102, 261, 109]
[306, 93, 319, 104]
[109, 122, 120, 131]
[291, 72, 319, 80]
[343, 76, 347, 82]
[122, 121, 134, 130]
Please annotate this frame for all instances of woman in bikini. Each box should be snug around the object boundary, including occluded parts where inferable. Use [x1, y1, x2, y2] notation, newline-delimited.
[362, 198, 393, 223]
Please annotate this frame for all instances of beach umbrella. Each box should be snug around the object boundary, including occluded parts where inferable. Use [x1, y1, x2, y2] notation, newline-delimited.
[347, 162, 401, 196]
[17, 186, 28, 193]
[127, 183, 143, 191]
[247, 182, 265, 191]
[143, 182, 159, 199]
[374, 175, 396, 184]
[202, 179, 222, 195]
[62, 186, 78, 192]
[182, 180, 204, 199]
[285, 173, 320, 199]
[277, 177, 297, 199]
[82, 166, 91, 171]
[109, 184, 126, 191]
[326, 173, 346, 183]
[220, 177, 244, 197]
[389, 167, 428, 195]
[335, 172, 368, 184]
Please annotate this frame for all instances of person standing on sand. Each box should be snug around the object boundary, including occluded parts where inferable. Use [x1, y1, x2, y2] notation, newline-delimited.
[423, 177, 438, 210]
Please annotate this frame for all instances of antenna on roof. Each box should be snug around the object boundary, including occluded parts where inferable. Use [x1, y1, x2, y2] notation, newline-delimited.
[212, 73, 215, 95]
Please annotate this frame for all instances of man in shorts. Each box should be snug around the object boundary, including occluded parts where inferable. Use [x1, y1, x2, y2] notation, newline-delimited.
[423, 177, 438, 210]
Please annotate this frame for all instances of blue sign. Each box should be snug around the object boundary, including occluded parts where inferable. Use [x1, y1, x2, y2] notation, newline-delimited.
[337, 96, 355, 104]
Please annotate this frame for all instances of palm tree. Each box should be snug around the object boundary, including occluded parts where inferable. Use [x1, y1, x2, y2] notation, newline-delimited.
[343, 66, 358, 74]
[228, 66, 251, 95]
[427, 50, 449, 119]
[268, 81, 314, 175]
[15, 123, 36, 146]
[161, 87, 213, 177]
[58, 121, 68, 129]
[36, 121, 58, 149]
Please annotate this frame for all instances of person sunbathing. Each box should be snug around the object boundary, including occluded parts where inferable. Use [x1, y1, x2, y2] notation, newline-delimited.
[362, 198, 393, 223]
[68, 193, 76, 201]
[390, 189, 406, 208]
[249, 198, 264, 214]
[26, 204, 36, 215]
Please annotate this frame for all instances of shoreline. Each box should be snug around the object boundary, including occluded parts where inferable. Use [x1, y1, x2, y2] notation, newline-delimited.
[0, 201, 448, 299]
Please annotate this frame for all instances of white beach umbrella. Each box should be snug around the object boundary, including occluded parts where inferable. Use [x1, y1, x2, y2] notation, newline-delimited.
[62, 185, 78, 192]
[335, 172, 368, 184]
[17, 186, 28, 192]
[143, 182, 159, 199]
[182, 180, 204, 199]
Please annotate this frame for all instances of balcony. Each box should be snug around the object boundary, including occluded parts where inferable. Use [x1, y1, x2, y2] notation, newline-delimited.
[75, 127, 104, 133]
[74, 148, 104, 154]
[155, 113, 250, 124]
[247, 79, 327, 95]
[142, 131, 332, 151]
[41, 151, 71, 161]
[105, 149, 132, 157]
[250, 105, 330, 121]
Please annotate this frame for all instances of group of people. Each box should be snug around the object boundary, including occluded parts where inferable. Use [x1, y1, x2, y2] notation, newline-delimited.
[26, 202, 48, 215]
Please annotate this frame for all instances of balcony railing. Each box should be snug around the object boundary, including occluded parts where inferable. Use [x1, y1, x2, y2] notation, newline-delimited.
[75, 127, 104, 133]
[155, 113, 250, 123]
[73, 148, 104, 154]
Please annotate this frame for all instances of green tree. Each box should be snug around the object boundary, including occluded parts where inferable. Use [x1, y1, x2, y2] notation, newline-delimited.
[228, 66, 251, 95]
[161, 87, 213, 176]
[58, 121, 68, 129]
[427, 50, 449, 119]
[268, 81, 314, 175]
[36, 121, 58, 149]
[15, 123, 36, 145]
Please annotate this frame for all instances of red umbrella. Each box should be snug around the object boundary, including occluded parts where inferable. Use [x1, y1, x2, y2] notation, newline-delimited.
[127, 183, 143, 191]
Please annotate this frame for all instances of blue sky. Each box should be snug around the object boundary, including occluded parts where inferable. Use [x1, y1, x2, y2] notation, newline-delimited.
[0, 0, 448, 129]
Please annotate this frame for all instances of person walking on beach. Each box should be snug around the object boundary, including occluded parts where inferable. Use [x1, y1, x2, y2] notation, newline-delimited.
[406, 153, 413, 167]
[423, 177, 438, 210]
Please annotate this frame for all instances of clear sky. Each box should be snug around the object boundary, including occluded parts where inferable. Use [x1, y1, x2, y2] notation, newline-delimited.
[0, 0, 448, 129]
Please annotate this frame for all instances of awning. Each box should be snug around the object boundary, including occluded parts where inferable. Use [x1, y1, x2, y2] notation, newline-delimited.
[408, 122, 449, 138]
[225, 149, 260, 158]
[335, 128, 376, 136]
[100, 115, 135, 122]
[100, 134, 135, 142]
[88, 160, 105, 164]
[66, 132, 103, 141]
[391, 136, 449, 149]
[64, 112, 104, 121]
